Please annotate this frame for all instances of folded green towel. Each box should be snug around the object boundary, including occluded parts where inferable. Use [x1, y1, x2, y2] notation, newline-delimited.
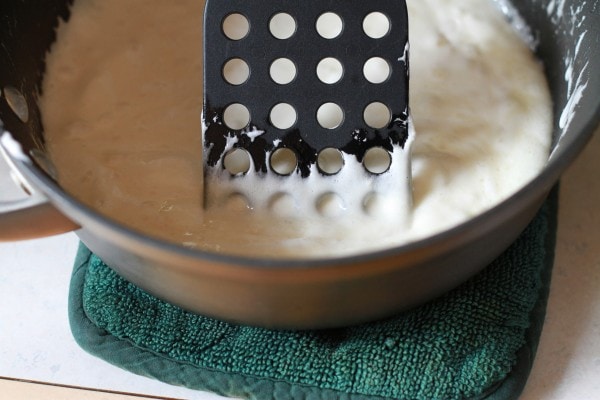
[69, 188, 557, 400]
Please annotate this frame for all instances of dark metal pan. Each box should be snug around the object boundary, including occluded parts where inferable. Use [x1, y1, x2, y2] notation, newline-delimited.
[1, 0, 598, 329]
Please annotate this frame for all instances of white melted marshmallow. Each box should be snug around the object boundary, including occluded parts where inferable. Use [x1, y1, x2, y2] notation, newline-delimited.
[41, 0, 552, 258]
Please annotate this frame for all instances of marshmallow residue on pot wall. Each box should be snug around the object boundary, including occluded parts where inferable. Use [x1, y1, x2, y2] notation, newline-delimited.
[548, 0, 592, 134]
[41, 0, 552, 258]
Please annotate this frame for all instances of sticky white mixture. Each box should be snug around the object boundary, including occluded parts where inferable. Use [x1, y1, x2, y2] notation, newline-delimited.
[41, 0, 552, 258]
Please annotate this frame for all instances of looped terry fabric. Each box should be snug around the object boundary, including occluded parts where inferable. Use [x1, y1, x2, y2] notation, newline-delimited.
[69, 188, 558, 400]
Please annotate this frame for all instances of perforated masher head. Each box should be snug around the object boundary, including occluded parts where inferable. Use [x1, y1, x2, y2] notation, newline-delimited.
[202, 0, 411, 216]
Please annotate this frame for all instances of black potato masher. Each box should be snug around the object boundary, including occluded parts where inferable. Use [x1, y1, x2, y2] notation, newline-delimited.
[202, 0, 410, 215]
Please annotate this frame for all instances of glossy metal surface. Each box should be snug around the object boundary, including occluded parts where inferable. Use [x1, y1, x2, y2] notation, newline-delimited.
[0, 0, 598, 328]
[0, 143, 79, 240]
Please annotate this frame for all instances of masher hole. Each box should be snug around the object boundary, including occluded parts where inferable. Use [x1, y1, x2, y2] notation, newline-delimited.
[223, 58, 250, 85]
[270, 103, 297, 130]
[226, 192, 252, 211]
[316, 192, 346, 217]
[317, 148, 344, 175]
[316, 12, 343, 39]
[362, 191, 392, 217]
[223, 103, 251, 130]
[270, 58, 297, 85]
[363, 102, 391, 129]
[317, 103, 344, 129]
[316, 58, 344, 84]
[270, 148, 297, 175]
[269, 13, 296, 40]
[363, 57, 391, 84]
[224, 148, 251, 175]
[222, 13, 250, 41]
[268, 192, 297, 216]
[3, 86, 29, 123]
[363, 147, 391, 174]
[363, 12, 390, 39]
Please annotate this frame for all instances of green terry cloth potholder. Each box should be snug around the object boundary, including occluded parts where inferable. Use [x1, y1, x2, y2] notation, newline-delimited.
[68, 188, 558, 400]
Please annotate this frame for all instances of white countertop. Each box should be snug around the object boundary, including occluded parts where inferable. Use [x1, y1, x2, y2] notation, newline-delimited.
[1, 129, 599, 399]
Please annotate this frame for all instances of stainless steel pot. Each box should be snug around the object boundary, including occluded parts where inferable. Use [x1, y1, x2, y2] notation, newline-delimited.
[1, 0, 599, 329]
